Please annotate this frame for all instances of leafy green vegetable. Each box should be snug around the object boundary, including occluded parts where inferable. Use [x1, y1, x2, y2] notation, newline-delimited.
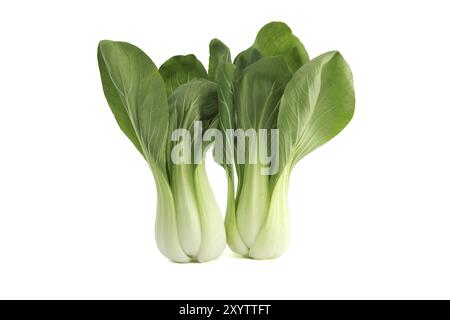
[97, 21, 355, 262]
[211, 22, 355, 259]
[98, 40, 225, 262]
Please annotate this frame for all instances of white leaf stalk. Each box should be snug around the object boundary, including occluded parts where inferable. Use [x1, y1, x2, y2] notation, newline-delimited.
[155, 163, 225, 263]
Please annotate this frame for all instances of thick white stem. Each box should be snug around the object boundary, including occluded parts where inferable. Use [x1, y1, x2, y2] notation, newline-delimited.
[171, 164, 202, 257]
[235, 162, 270, 249]
[224, 172, 249, 256]
[249, 170, 291, 259]
[154, 173, 191, 263]
[194, 164, 226, 262]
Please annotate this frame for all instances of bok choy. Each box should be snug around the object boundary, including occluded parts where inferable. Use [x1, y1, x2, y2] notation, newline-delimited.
[97, 41, 225, 262]
[210, 22, 355, 259]
[97, 21, 355, 262]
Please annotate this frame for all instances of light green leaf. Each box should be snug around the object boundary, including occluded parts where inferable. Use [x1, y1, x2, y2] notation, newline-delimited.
[97, 40, 169, 172]
[208, 39, 231, 81]
[253, 21, 309, 73]
[159, 54, 207, 97]
[276, 51, 355, 179]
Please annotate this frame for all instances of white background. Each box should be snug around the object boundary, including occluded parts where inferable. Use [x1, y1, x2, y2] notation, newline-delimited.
[0, 0, 449, 299]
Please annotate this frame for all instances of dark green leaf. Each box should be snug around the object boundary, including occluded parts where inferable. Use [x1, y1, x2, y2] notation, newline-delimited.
[168, 79, 217, 131]
[233, 47, 262, 80]
[234, 56, 292, 130]
[214, 60, 236, 179]
[208, 39, 231, 81]
[159, 55, 207, 97]
[253, 21, 309, 73]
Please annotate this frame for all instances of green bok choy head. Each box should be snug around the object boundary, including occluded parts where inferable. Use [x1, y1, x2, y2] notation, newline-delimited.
[97, 41, 225, 262]
[210, 22, 355, 259]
